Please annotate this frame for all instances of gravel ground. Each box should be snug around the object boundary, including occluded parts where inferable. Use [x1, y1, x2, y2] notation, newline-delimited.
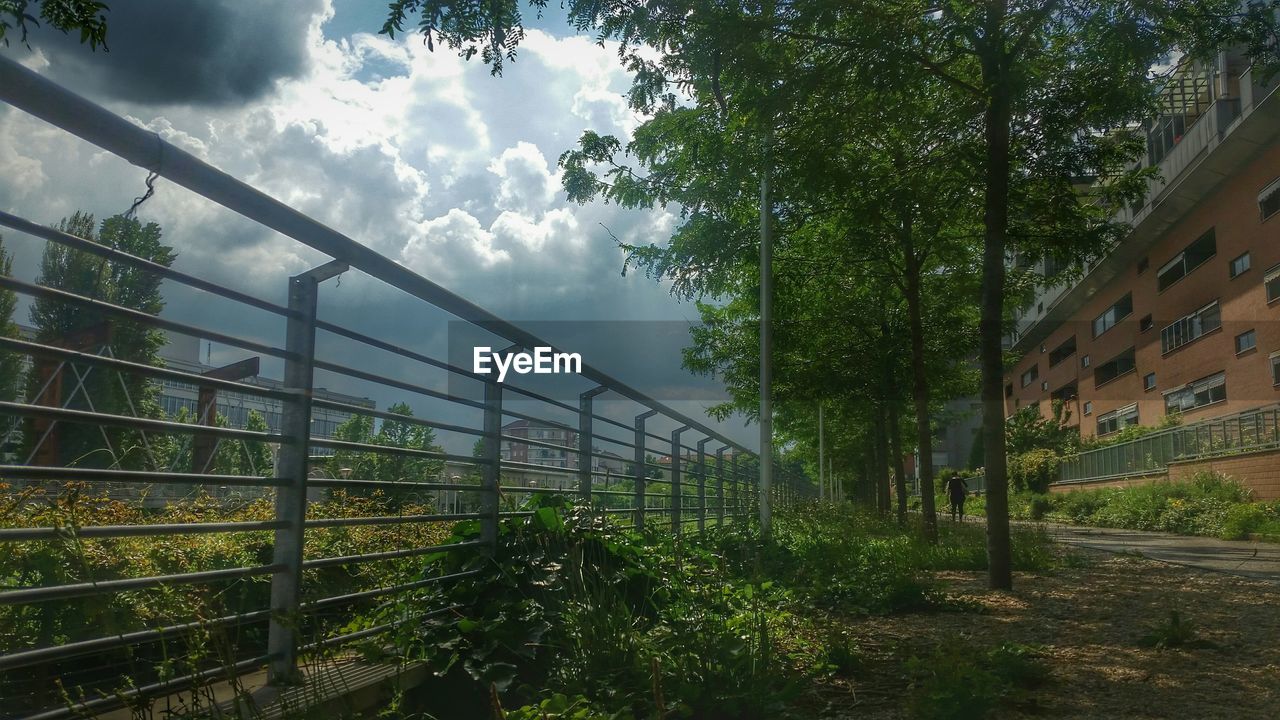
[805, 548, 1280, 719]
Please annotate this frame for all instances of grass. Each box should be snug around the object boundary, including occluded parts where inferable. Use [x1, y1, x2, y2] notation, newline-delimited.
[960, 471, 1280, 542]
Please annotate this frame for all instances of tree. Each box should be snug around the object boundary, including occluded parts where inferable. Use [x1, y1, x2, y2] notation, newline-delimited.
[0, 233, 20, 403]
[1, 0, 109, 49]
[324, 403, 445, 500]
[26, 212, 175, 468]
[776, 1, 1280, 589]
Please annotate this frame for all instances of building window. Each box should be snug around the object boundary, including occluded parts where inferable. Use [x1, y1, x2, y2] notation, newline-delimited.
[1261, 178, 1280, 221]
[1139, 314, 1153, 332]
[1094, 347, 1136, 387]
[1097, 404, 1139, 436]
[1051, 382, 1078, 402]
[1230, 252, 1252, 279]
[1157, 229, 1216, 291]
[1093, 293, 1133, 337]
[1267, 265, 1280, 303]
[1272, 352, 1280, 386]
[1137, 257, 1149, 274]
[1083, 401, 1093, 416]
[1081, 354, 1091, 368]
[1164, 371, 1227, 414]
[1005, 383, 1013, 398]
[1160, 300, 1221, 354]
[1144, 372, 1157, 390]
[1020, 365, 1039, 388]
[1040, 380, 1049, 391]
[1236, 330, 1257, 354]
[1049, 336, 1077, 367]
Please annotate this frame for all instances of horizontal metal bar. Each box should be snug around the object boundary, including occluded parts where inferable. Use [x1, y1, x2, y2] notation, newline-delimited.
[0, 335, 293, 401]
[0, 210, 295, 319]
[311, 357, 485, 410]
[589, 412, 634, 433]
[0, 464, 288, 487]
[304, 513, 479, 529]
[0, 400, 287, 443]
[316, 318, 474, 379]
[311, 397, 483, 437]
[0, 274, 294, 361]
[0, 520, 286, 542]
[500, 433, 580, 454]
[301, 539, 485, 570]
[498, 458, 577, 477]
[0, 563, 283, 605]
[21, 653, 274, 720]
[301, 570, 482, 612]
[308, 436, 483, 464]
[499, 408, 576, 434]
[307, 477, 485, 492]
[300, 604, 459, 653]
[0, 53, 759, 462]
[0, 609, 272, 670]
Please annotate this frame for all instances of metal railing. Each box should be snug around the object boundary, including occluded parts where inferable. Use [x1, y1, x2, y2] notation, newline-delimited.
[0, 55, 811, 719]
[1058, 405, 1280, 484]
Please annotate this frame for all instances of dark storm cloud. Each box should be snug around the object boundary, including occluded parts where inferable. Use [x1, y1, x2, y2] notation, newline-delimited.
[24, 0, 328, 105]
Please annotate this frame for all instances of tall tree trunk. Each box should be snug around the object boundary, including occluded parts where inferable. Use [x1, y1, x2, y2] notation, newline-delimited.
[873, 401, 892, 515]
[902, 242, 938, 543]
[880, 325, 911, 520]
[888, 395, 908, 526]
[980, 1, 1014, 590]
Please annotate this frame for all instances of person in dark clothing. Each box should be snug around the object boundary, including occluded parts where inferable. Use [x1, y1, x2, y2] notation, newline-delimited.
[943, 472, 969, 522]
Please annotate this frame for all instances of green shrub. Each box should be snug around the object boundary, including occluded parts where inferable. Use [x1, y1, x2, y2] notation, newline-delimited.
[906, 641, 1048, 720]
[1007, 449, 1060, 494]
[1027, 494, 1052, 520]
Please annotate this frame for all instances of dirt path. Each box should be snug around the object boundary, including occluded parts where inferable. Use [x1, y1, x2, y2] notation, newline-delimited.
[810, 548, 1280, 719]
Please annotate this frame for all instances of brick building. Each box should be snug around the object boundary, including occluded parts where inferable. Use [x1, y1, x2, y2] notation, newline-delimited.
[1006, 55, 1280, 440]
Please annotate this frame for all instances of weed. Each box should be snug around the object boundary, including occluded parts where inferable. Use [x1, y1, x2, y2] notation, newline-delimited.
[1139, 610, 1217, 650]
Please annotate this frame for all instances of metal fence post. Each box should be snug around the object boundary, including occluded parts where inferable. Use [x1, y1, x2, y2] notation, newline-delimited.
[480, 379, 503, 547]
[634, 410, 657, 529]
[730, 454, 739, 520]
[578, 387, 607, 505]
[268, 260, 345, 685]
[715, 446, 726, 525]
[696, 438, 709, 532]
[671, 426, 690, 534]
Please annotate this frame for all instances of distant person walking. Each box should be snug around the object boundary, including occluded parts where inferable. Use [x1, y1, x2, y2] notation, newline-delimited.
[943, 472, 969, 522]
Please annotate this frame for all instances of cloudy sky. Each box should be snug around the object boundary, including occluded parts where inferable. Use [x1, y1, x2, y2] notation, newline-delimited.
[0, 0, 758, 453]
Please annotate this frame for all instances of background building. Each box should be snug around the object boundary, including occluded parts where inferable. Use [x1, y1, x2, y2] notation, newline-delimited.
[1005, 54, 1279, 440]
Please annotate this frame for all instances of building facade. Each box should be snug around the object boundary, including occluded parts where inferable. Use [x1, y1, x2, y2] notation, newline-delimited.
[1006, 56, 1280, 440]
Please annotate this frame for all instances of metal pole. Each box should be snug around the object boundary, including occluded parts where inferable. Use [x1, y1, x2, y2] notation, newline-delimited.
[480, 380, 502, 546]
[267, 259, 345, 685]
[671, 425, 690, 535]
[696, 438, 709, 532]
[730, 454, 740, 520]
[716, 446, 726, 525]
[578, 387, 607, 505]
[759, 127, 774, 537]
[634, 410, 658, 529]
[819, 403, 826, 501]
[0, 55, 755, 477]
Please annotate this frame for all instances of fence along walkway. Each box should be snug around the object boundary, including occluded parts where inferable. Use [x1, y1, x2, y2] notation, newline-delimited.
[1058, 404, 1280, 484]
[0, 55, 810, 719]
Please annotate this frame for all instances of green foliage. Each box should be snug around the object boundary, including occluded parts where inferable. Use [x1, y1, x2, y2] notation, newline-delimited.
[0, 0, 109, 49]
[906, 641, 1048, 720]
[1007, 472, 1280, 540]
[24, 212, 176, 469]
[0, 234, 21, 405]
[324, 402, 445, 494]
[1005, 402, 1078, 456]
[1080, 413, 1183, 450]
[1007, 449, 1059, 494]
[1139, 610, 1216, 651]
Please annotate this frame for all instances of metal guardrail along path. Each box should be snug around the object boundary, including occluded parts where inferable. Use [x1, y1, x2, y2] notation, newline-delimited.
[0, 54, 811, 719]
